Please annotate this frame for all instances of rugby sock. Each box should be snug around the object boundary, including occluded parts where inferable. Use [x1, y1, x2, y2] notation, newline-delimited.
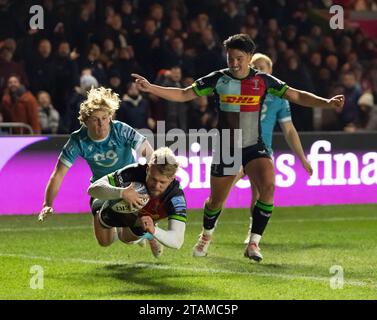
[248, 216, 253, 231]
[249, 233, 261, 245]
[203, 203, 222, 233]
[112, 228, 119, 243]
[250, 200, 273, 238]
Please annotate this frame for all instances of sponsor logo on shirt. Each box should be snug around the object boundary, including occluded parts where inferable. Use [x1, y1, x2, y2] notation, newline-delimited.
[93, 150, 119, 167]
[220, 95, 261, 105]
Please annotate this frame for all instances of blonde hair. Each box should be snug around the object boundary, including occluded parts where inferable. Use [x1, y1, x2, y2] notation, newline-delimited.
[78, 87, 120, 124]
[250, 53, 273, 69]
[148, 147, 179, 177]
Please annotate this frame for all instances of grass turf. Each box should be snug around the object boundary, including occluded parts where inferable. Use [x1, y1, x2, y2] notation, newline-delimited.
[0, 204, 376, 300]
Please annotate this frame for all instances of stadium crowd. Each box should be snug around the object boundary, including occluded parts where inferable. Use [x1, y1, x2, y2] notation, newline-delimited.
[0, 0, 376, 134]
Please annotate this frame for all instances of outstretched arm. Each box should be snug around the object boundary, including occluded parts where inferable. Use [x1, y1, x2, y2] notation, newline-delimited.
[140, 216, 185, 249]
[88, 175, 148, 209]
[38, 161, 69, 221]
[283, 87, 344, 110]
[136, 139, 154, 162]
[132, 73, 197, 102]
[280, 121, 313, 176]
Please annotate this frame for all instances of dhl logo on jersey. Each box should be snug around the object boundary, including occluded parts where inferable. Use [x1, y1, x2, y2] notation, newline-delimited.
[220, 95, 261, 105]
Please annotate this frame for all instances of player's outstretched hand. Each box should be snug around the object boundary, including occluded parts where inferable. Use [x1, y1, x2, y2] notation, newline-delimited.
[301, 159, 313, 176]
[38, 206, 54, 222]
[328, 95, 345, 111]
[131, 73, 152, 92]
[140, 215, 155, 234]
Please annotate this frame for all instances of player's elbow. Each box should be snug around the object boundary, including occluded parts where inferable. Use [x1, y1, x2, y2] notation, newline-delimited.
[176, 239, 184, 249]
[162, 235, 184, 249]
[87, 184, 99, 198]
[180, 87, 195, 102]
[173, 235, 185, 249]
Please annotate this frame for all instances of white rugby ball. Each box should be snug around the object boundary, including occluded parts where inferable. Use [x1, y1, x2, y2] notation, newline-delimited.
[107, 182, 150, 214]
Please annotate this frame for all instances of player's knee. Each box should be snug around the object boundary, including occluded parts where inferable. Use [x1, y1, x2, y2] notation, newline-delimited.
[96, 236, 113, 247]
[96, 239, 112, 247]
[206, 198, 223, 210]
[259, 181, 275, 198]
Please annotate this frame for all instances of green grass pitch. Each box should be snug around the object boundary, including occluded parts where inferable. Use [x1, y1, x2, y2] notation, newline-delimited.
[1, 204, 376, 300]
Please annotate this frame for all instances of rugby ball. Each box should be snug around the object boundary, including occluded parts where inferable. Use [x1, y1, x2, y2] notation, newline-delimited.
[107, 182, 150, 214]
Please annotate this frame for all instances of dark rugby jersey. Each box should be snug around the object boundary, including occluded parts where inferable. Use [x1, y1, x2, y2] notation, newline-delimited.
[192, 67, 288, 148]
[107, 163, 187, 223]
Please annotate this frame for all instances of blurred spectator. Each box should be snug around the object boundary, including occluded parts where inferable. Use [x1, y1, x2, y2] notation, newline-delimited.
[100, 37, 118, 68]
[338, 36, 353, 65]
[120, 0, 139, 35]
[325, 54, 339, 81]
[114, 46, 143, 85]
[317, 67, 332, 98]
[265, 18, 281, 39]
[338, 72, 362, 130]
[358, 38, 377, 63]
[161, 36, 196, 77]
[71, 4, 96, 56]
[54, 41, 80, 116]
[321, 36, 337, 56]
[308, 25, 323, 51]
[100, 13, 128, 49]
[107, 69, 123, 96]
[188, 95, 217, 130]
[296, 38, 311, 64]
[0, 0, 19, 39]
[133, 18, 162, 80]
[278, 55, 315, 131]
[0, 75, 40, 134]
[149, 3, 165, 35]
[160, 66, 187, 132]
[352, 0, 377, 11]
[290, 8, 311, 36]
[164, 16, 186, 41]
[196, 28, 225, 76]
[2, 38, 17, 57]
[216, 0, 244, 40]
[64, 74, 98, 132]
[358, 92, 377, 130]
[0, 46, 29, 96]
[284, 25, 298, 48]
[184, 18, 202, 51]
[37, 91, 60, 134]
[81, 43, 107, 85]
[307, 52, 322, 92]
[117, 82, 155, 130]
[26, 39, 56, 96]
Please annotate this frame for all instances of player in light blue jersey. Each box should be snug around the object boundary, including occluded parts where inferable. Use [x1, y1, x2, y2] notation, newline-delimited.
[59, 119, 145, 182]
[242, 53, 313, 243]
[38, 87, 153, 247]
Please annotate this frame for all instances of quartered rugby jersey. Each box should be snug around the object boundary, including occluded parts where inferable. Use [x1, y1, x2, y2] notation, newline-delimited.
[108, 164, 187, 223]
[59, 120, 145, 182]
[192, 67, 288, 148]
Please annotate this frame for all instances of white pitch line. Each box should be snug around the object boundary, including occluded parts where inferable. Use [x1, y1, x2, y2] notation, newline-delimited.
[267, 216, 377, 223]
[0, 253, 375, 289]
[0, 226, 91, 232]
[1, 216, 377, 232]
